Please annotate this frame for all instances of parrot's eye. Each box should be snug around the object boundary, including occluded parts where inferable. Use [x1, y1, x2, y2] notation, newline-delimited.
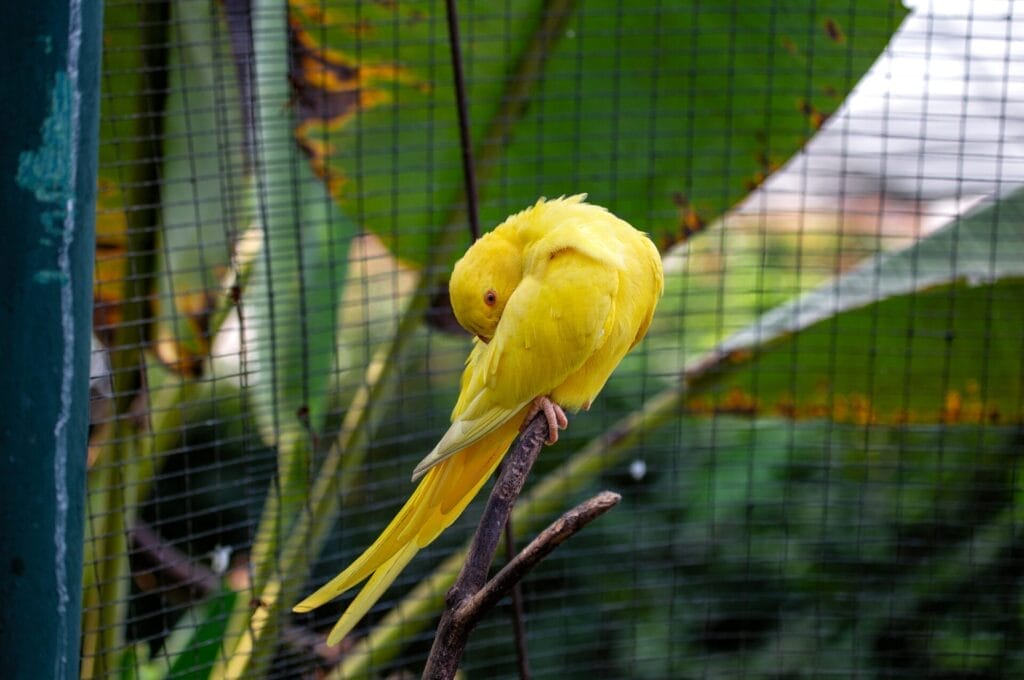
[484, 289, 497, 306]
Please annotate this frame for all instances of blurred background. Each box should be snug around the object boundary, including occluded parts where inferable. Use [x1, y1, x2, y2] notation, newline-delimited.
[83, 0, 1023, 677]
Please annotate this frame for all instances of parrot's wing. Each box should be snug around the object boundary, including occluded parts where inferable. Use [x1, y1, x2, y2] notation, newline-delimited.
[626, 235, 665, 350]
[411, 397, 528, 481]
[412, 248, 618, 480]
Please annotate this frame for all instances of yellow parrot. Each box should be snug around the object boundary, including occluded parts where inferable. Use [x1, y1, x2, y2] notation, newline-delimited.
[294, 194, 664, 645]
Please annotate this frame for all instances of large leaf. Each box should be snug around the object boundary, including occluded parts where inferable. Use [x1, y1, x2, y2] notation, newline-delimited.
[294, 0, 908, 264]
[153, 1, 248, 373]
[686, 186, 1024, 424]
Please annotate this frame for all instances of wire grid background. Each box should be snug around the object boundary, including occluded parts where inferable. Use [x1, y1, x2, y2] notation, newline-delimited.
[84, 0, 1024, 678]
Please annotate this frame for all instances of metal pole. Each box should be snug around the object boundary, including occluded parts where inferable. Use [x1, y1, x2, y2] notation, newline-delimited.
[0, 1, 103, 677]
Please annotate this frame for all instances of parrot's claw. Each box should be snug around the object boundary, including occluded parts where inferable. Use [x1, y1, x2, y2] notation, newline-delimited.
[523, 396, 568, 444]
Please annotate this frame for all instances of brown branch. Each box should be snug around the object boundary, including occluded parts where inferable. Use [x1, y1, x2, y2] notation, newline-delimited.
[128, 521, 339, 665]
[421, 413, 621, 679]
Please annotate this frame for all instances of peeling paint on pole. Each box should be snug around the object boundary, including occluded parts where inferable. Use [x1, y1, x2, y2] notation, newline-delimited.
[16, 65, 80, 678]
[0, 1, 102, 678]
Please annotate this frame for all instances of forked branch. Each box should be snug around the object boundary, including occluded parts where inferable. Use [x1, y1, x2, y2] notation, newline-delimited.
[422, 413, 622, 679]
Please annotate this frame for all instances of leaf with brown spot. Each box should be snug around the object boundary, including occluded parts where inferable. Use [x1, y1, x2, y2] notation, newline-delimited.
[683, 187, 1024, 426]
[824, 17, 845, 43]
[288, 12, 426, 197]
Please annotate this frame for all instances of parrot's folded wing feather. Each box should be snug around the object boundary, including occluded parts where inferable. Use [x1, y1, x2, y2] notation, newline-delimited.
[411, 247, 618, 480]
[411, 397, 528, 481]
[418, 416, 520, 535]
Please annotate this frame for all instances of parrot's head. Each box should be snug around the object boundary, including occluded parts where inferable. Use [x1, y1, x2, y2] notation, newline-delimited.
[449, 230, 523, 344]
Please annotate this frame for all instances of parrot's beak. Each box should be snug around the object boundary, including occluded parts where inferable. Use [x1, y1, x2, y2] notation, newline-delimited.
[477, 334, 491, 344]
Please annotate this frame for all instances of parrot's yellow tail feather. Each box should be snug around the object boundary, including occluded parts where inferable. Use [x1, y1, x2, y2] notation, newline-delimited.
[325, 542, 419, 646]
[292, 479, 436, 612]
[294, 416, 524, 644]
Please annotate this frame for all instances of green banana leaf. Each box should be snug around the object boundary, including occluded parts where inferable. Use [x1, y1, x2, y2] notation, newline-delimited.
[154, 1, 247, 372]
[292, 0, 909, 264]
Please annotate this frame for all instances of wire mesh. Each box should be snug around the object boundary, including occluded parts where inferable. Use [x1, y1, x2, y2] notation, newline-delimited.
[82, 0, 1024, 678]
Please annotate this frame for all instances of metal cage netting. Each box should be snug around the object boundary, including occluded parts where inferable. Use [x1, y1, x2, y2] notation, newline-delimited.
[81, 1, 1023, 678]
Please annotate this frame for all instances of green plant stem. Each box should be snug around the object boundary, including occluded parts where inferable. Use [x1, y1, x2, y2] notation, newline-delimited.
[83, 140, 256, 680]
[80, 3, 169, 677]
[129, 222, 260, 500]
[205, 225, 261, 354]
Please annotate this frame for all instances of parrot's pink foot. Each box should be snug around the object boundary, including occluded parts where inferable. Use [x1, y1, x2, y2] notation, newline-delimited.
[522, 396, 569, 444]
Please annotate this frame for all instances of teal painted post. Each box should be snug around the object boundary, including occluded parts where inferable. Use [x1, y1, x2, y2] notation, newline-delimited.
[0, 1, 103, 678]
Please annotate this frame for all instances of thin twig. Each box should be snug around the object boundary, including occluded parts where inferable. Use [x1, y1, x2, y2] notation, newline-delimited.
[444, 0, 480, 241]
[421, 414, 622, 679]
[130, 522, 221, 596]
[128, 521, 338, 665]
[504, 515, 532, 679]
[463, 491, 621, 620]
